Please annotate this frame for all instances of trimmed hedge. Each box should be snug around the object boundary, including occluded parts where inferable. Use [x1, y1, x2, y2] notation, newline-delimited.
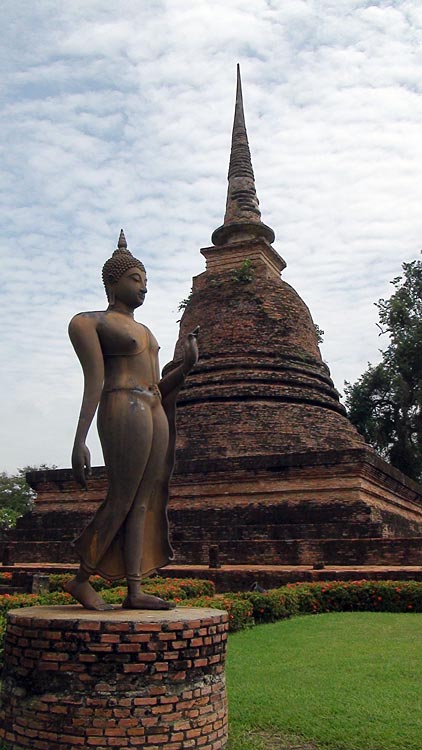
[182, 593, 255, 632]
[184, 580, 422, 630]
[47, 573, 214, 599]
[277, 579, 422, 615]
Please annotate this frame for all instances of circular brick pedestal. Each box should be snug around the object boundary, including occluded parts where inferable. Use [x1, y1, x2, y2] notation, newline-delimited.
[0, 605, 228, 750]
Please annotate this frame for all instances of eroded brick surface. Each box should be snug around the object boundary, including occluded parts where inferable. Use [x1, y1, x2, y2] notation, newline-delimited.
[0, 607, 228, 750]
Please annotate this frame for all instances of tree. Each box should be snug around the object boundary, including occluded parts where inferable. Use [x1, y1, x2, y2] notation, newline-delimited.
[345, 258, 422, 482]
[0, 464, 56, 530]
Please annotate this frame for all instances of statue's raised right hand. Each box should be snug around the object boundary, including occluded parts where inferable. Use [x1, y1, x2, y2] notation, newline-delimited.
[72, 442, 91, 489]
[182, 326, 200, 375]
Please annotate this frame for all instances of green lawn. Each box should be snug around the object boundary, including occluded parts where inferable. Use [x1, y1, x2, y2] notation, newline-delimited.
[226, 612, 422, 750]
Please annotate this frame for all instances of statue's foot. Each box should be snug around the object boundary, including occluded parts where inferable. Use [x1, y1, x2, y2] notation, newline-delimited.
[64, 578, 114, 611]
[122, 592, 176, 610]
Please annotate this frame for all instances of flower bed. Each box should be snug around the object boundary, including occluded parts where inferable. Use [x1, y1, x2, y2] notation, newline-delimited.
[185, 580, 422, 630]
[278, 579, 422, 614]
[47, 573, 214, 599]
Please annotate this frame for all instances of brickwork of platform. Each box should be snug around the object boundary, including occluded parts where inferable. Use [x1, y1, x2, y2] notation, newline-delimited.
[5, 447, 421, 571]
[0, 606, 228, 750]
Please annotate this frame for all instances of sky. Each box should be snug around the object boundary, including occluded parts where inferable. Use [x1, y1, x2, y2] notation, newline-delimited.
[1, 0, 421, 473]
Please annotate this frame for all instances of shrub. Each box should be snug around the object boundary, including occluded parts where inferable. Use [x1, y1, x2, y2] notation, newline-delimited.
[142, 576, 215, 600]
[300, 580, 422, 614]
[185, 593, 254, 632]
[49, 573, 126, 592]
[0, 614, 5, 666]
[240, 589, 299, 623]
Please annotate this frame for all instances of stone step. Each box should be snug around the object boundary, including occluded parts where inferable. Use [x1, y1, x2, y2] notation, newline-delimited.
[13, 499, 377, 533]
[6, 528, 80, 542]
[2, 541, 78, 565]
[4, 536, 422, 568]
[7, 521, 385, 543]
[173, 537, 422, 567]
[171, 521, 384, 542]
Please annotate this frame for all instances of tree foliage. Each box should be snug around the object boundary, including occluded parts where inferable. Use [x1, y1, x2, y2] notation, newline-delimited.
[0, 465, 55, 530]
[345, 258, 422, 482]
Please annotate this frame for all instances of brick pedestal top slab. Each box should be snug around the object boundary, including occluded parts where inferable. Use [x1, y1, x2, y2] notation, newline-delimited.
[0, 605, 228, 750]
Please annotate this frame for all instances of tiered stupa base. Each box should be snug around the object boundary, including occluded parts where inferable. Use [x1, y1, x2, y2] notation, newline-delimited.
[170, 448, 422, 567]
[3, 446, 422, 579]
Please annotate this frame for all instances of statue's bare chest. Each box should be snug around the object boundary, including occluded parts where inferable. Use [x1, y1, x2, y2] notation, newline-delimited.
[97, 314, 149, 357]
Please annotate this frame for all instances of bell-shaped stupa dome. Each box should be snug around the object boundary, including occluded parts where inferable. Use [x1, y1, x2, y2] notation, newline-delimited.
[171, 66, 364, 470]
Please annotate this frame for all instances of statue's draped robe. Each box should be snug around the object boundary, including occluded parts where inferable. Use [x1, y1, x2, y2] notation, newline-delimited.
[73, 371, 180, 581]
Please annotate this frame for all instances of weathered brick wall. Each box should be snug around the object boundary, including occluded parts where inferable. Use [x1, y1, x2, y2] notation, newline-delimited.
[0, 606, 228, 750]
[171, 238, 365, 464]
[3, 447, 422, 567]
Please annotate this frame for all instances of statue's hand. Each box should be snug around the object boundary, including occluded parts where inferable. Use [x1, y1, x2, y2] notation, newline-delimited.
[182, 326, 199, 375]
[72, 442, 91, 489]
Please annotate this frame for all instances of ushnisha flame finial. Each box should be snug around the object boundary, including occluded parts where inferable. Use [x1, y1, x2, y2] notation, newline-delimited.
[211, 64, 275, 247]
[117, 229, 128, 251]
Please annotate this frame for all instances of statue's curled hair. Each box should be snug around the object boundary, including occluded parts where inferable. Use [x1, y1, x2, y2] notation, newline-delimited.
[102, 232, 145, 300]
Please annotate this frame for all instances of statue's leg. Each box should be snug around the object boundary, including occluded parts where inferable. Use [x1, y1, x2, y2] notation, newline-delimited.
[72, 391, 173, 610]
[121, 401, 174, 610]
[69, 391, 156, 606]
[75, 392, 155, 573]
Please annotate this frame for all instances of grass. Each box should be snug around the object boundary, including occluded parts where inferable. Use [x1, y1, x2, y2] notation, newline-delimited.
[226, 612, 422, 750]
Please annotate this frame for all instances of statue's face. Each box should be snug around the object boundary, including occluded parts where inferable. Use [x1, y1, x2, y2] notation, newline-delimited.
[111, 266, 147, 309]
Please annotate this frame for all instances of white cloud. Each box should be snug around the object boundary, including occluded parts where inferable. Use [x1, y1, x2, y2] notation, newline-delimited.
[0, 0, 421, 472]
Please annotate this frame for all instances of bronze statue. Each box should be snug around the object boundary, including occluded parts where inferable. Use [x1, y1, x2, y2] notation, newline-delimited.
[65, 230, 198, 610]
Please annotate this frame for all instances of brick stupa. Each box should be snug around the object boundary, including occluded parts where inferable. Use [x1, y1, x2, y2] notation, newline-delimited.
[165, 65, 422, 570]
[4, 67, 422, 582]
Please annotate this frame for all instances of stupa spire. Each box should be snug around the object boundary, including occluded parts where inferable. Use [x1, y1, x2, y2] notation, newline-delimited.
[212, 64, 275, 246]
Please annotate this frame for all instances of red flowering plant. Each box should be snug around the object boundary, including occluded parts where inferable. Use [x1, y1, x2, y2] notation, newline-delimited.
[141, 577, 214, 600]
[49, 573, 122, 592]
[0, 592, 40, 615]
[100, 587, 127, 605]
[97, 577, 215, 604]
[49, 573, 215, 600]
[184, 593, 253, 632]
[239, 590, 297, 624]
[277, 580, 422, 614]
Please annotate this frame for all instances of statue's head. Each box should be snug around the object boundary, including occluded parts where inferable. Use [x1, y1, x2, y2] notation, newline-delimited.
[102, 230, 146, 303]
